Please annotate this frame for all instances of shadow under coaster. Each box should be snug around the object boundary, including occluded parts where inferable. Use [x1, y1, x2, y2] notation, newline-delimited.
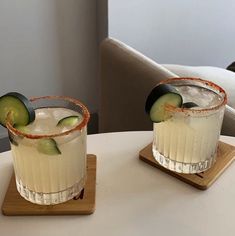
[139, 142, 235, 190]
[1, 154, 97, 216]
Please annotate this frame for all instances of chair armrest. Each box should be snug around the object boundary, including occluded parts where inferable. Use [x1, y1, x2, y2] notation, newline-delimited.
[222, 105, 235, 136]
[99, 38, 178, 133]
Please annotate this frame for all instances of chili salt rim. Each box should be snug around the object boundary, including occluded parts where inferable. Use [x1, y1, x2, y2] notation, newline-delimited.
[6, 95, 90, 139]
[158, 77, 227, 114]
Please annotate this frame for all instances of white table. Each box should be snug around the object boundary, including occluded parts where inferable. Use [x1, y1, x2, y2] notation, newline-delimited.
[1, 131, 235, 236]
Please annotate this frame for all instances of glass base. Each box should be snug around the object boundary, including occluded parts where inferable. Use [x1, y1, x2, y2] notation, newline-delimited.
[152, 148, 216, 174]
[16, 176, 86, 205]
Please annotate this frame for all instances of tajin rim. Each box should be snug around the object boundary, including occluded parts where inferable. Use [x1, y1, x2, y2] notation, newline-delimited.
[6, 95, 90, 139]
[159, 77, 227, 114]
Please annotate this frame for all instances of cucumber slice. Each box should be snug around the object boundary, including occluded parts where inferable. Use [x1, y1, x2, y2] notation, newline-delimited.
[0, 92, 35, 127]
[57, 115, 80, 126]
[37, 138, 61, 155]
[182, 102, 198, 108]
[145, 84, 182, 122]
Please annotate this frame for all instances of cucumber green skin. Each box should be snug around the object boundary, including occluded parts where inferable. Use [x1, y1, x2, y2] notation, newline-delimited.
[182, 102, 198, 108]
[37, 138, 61, 155]
[145, 84, 183, 122]
[57, 115, 80, 126]
[0, 92, 35, 127]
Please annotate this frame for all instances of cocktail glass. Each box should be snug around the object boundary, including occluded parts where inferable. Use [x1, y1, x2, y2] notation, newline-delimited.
[6, 96, 90, 205]
[152, 78, 227, 174]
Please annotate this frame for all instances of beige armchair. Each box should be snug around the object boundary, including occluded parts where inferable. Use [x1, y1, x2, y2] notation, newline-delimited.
[99, 38, 235, 136]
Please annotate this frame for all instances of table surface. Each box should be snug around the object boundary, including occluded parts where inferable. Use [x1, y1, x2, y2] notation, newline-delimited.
[1, 131, 235, 236]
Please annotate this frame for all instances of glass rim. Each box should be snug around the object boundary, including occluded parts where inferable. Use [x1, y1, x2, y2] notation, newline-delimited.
[6, 95, 90, 139]
[159, 77, 227, 114]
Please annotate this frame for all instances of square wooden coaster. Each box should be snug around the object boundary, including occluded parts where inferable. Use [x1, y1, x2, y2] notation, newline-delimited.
[139, 142, 235, 190]
[1, 154, 96, 216]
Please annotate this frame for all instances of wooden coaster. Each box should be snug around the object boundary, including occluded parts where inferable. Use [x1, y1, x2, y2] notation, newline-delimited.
[139, 142, 235, 190]
[1, 154, 96, 216]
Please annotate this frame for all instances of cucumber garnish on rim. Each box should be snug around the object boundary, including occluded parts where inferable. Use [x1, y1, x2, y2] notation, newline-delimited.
[145, 84, 183, 122]
[57, 115, 81, 127]
[37, 138, 61, 155]
[0, 92, 35, 127]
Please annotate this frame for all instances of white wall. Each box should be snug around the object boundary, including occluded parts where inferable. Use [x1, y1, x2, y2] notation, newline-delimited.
[0, 0, 98, 137]
[109, 0, 235, 68]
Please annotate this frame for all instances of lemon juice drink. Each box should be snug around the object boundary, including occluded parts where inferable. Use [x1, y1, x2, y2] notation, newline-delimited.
[4, 96, 90, 205]
[145, 78, 227, 174]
